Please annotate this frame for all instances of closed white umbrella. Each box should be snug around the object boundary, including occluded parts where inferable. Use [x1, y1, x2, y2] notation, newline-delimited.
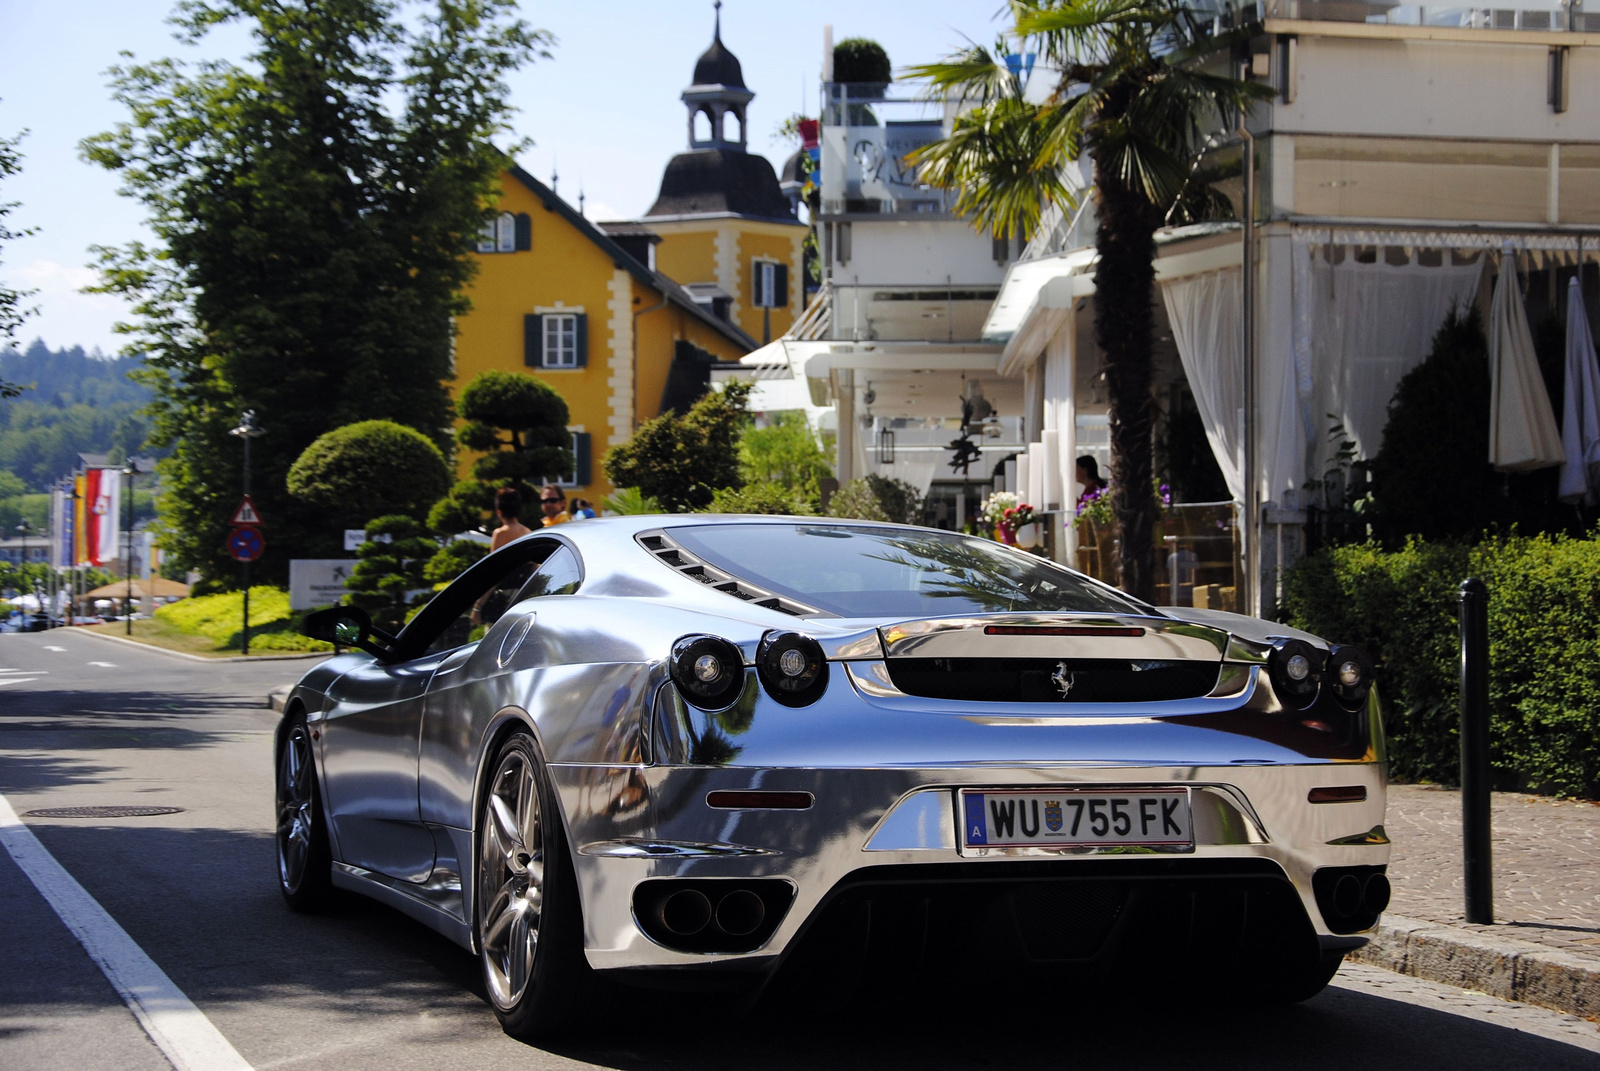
[1489, 249, 1563, 472]
[1558, 276, 1600, 504]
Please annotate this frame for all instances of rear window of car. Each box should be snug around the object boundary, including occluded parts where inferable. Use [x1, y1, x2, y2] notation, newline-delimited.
[663, 523, 1150, 618]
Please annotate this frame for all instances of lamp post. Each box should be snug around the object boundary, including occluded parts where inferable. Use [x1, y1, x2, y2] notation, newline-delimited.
[123, 460, 138, 634]
[229, 411, 266, 655]
[15, 520, 33, 623]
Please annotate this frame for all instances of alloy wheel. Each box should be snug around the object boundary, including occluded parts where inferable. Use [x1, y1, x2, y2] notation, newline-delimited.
[479, 746, 545, 1010]
[276, 724, 315, 892]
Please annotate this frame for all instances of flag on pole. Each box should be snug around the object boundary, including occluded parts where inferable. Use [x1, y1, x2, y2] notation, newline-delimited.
[80, 467, 121, 567]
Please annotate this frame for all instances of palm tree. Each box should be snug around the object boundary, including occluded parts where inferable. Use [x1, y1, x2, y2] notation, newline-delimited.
[910, 1, 1272, 602]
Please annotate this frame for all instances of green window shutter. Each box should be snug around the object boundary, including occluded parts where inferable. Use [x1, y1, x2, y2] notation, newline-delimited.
[524, 314, 543, 366]
[515, 213, 532, 251]
[574, 313, 588, 369]
[574, 432, 591, 486]
[775, 264, 789, 308]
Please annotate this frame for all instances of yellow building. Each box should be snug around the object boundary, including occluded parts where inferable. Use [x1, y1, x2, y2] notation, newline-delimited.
[638, 12, 807, 346]
[453, 163, 756, 503]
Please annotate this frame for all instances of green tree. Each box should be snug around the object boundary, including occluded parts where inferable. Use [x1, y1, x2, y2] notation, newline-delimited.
[344, 514, 437, 633]
[910, 2, 1270, 601]
[287, 420, 452, 543]
[82, 0, 548, 585]
[739, 411, 832, 501]
[0, 115, 36, 398]
[605, 381, 752, 513]
[429, 370, 572, 533]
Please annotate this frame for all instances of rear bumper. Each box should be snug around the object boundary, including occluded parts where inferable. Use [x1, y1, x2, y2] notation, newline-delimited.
[552, 759, 1390, 973]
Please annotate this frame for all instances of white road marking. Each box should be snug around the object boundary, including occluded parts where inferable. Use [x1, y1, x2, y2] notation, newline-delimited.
[0, 678, 40, 687]
[87, 661, 118, 668]
[42, 645, 66, 652]
[0, 791, 255, 1071]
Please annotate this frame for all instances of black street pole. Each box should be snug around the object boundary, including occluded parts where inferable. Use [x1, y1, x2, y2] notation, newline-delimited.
[1459, 577, 1493, 924]
[242, 433, 251, 656]
[231, 410, 265, 657]
[124, 462, 136, 635]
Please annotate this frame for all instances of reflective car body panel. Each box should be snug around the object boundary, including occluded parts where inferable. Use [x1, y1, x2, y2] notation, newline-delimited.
[280, 516, 1390, 978]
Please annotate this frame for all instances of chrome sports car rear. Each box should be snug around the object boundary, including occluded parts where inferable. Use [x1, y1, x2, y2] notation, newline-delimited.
[276, 516, 1389, 1036]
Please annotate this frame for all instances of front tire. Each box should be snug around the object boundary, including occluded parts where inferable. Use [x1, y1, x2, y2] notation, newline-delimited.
[276, 712, 334, 911]
[477, 731, 595, 1039]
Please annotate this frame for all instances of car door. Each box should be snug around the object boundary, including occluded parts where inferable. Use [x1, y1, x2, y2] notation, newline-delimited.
[318, 539, 548, 882]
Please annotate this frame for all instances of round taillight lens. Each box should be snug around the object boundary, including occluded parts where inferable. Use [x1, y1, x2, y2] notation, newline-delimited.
[1268, 638, 1324, 706]
[756, 630, 828, 707]
[1328, 644, 1374, 707]
[670, 634, 745, 709]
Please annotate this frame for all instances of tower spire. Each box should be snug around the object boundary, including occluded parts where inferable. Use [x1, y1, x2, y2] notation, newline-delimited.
[714, 0, 721, 40]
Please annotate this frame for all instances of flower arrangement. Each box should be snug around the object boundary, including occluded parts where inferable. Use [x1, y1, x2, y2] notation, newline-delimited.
[1076, 479, 1174, 526]
[978, 491, 1037, 544]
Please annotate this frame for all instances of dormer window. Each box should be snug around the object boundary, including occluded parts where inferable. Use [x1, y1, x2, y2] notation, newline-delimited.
[477, 212, 531, 253]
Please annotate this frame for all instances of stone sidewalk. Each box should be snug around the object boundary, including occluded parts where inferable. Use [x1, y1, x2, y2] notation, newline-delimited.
[1353, 784, 1600, 1019]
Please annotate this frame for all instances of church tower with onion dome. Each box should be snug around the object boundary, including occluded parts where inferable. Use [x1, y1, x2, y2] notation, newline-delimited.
[628, 3, 806, 346]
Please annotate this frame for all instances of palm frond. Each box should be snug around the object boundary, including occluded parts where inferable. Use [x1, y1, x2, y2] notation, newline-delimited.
[905, 44, 1017, 107]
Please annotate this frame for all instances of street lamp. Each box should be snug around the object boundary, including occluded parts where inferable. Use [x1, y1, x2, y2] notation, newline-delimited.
[229, 410, 267, 655]
[123, 460, 138, 635]
[15, 520, 33, 624]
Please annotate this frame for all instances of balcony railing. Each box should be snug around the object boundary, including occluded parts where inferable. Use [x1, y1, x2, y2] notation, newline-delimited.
[1190, 0, 1597, 30]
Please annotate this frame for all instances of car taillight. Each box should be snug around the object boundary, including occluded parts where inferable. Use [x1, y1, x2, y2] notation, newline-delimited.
[756, 630, 827, 707]
[1267, 638, 1324, 706]
[670, 634, 745, 709]
[1328, 644, 1374, 708]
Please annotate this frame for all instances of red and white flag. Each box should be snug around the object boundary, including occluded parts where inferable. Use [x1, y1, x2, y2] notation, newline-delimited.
[80, 467, 122, 567]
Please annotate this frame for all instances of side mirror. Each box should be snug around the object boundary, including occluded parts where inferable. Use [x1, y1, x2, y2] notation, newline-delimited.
[301, 605, 390, 659]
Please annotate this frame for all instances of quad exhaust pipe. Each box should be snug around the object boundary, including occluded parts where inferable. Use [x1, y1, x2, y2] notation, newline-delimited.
[1313, 865, 1390, 934]
[634, 879, 794, 953]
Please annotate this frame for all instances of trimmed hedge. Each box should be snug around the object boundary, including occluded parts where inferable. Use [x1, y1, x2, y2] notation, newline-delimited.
[1283, 533, 1600, 797]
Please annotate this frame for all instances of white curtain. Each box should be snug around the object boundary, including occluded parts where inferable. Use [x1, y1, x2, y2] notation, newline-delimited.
[1161, 268, 1247, 502]
[1042, 312, 1078, 506]
[1291, 239, 1484, 488]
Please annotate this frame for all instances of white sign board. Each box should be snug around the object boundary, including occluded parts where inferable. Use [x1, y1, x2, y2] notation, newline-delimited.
[343, 529, 366, 552]
[289, 559, 355, 610]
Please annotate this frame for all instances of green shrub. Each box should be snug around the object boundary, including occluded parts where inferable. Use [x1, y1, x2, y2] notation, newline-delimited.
[864, 474, 923, 525]
[1283, 533, 1600, 796]
[706, 483, 815, 515]
[739, 412, 832, 503]
[824, 478, 888, 522]
[833, 38, 891, 84]
[605, 381, 751, 512]
[345, 514, 437, 633]
[285, 420, 452, 532]
[603, 486, 661, 515]
[153, 586, 331, 650]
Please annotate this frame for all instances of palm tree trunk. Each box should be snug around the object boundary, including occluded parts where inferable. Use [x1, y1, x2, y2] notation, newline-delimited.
[1089, 168, 1162, 604]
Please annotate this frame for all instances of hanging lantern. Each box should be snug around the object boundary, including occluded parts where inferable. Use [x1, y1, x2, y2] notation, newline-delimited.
[876, 427, 895, 465]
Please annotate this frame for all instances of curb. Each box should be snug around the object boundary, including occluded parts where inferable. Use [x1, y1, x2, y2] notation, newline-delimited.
[1353, 913, 1600, 1020]
[268, 685, 292, 712]
[64, 627, 335, 664]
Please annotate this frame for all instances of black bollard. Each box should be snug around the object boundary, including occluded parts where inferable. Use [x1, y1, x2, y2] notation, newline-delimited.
[1458, 577, 1492, 924]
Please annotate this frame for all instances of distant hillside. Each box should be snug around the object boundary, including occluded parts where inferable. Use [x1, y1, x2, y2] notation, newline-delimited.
[0, 340, 158, 490]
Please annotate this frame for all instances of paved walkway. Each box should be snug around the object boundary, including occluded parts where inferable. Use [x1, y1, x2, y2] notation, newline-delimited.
[1353, 784, 1600, 1018]
[1384, 784, 1600, 959]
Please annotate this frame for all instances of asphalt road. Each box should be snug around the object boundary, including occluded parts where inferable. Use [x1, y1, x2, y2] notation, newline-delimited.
[2, 629, 1598, 1071]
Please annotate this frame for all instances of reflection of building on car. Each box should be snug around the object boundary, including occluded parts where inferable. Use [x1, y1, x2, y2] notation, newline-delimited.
[277, 517, 1388, 1039]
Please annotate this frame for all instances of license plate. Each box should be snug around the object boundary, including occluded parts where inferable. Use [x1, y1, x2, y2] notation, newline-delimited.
[959, 788, 1193, 851]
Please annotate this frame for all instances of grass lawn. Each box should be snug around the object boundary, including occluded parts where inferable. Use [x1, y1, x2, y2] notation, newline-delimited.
[82, 618, 244, 657]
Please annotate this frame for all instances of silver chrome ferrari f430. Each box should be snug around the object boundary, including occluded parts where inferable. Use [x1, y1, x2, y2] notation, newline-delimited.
[276, 516, 1390, 1037]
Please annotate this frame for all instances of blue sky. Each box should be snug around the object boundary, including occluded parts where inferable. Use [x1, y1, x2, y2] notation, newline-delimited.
[0, 0, 1005, 355]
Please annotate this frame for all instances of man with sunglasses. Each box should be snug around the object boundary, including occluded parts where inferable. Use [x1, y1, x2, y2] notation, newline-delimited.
[538, 484, 571, 527]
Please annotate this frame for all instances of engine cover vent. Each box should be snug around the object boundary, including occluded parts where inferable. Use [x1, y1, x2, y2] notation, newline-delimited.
[635, 529, 815, 617]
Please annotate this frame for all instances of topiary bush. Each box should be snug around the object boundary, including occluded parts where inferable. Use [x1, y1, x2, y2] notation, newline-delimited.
[344, 514, 438, 633]
[286, 420, 452, 532]
[1283, 532, 1600, 797]
[605, 381, 751, 512]
[833, 38, 890, 85]
[825, 478, 889, 521]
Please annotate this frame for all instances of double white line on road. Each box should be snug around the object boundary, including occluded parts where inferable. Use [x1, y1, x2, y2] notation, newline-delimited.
[0, 791, 254, 1071]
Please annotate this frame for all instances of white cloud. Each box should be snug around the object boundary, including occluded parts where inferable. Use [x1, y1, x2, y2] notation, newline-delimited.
[2, 259, 132, 355]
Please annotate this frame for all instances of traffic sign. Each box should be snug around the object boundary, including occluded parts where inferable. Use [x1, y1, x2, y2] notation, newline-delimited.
[228, 526, 265, 562]
[230, 495, 264, 527]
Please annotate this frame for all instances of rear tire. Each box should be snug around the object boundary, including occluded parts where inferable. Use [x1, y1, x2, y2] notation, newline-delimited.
[276, 712, 334, 911]
[477, 731, 596, 1039]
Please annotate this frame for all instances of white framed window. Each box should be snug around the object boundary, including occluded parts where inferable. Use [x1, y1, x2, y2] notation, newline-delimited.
[557, 430, 592, 488]
[477, 212, 516, 253]
[751, 259, 789, 309]
[543, 314, 579, 368]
